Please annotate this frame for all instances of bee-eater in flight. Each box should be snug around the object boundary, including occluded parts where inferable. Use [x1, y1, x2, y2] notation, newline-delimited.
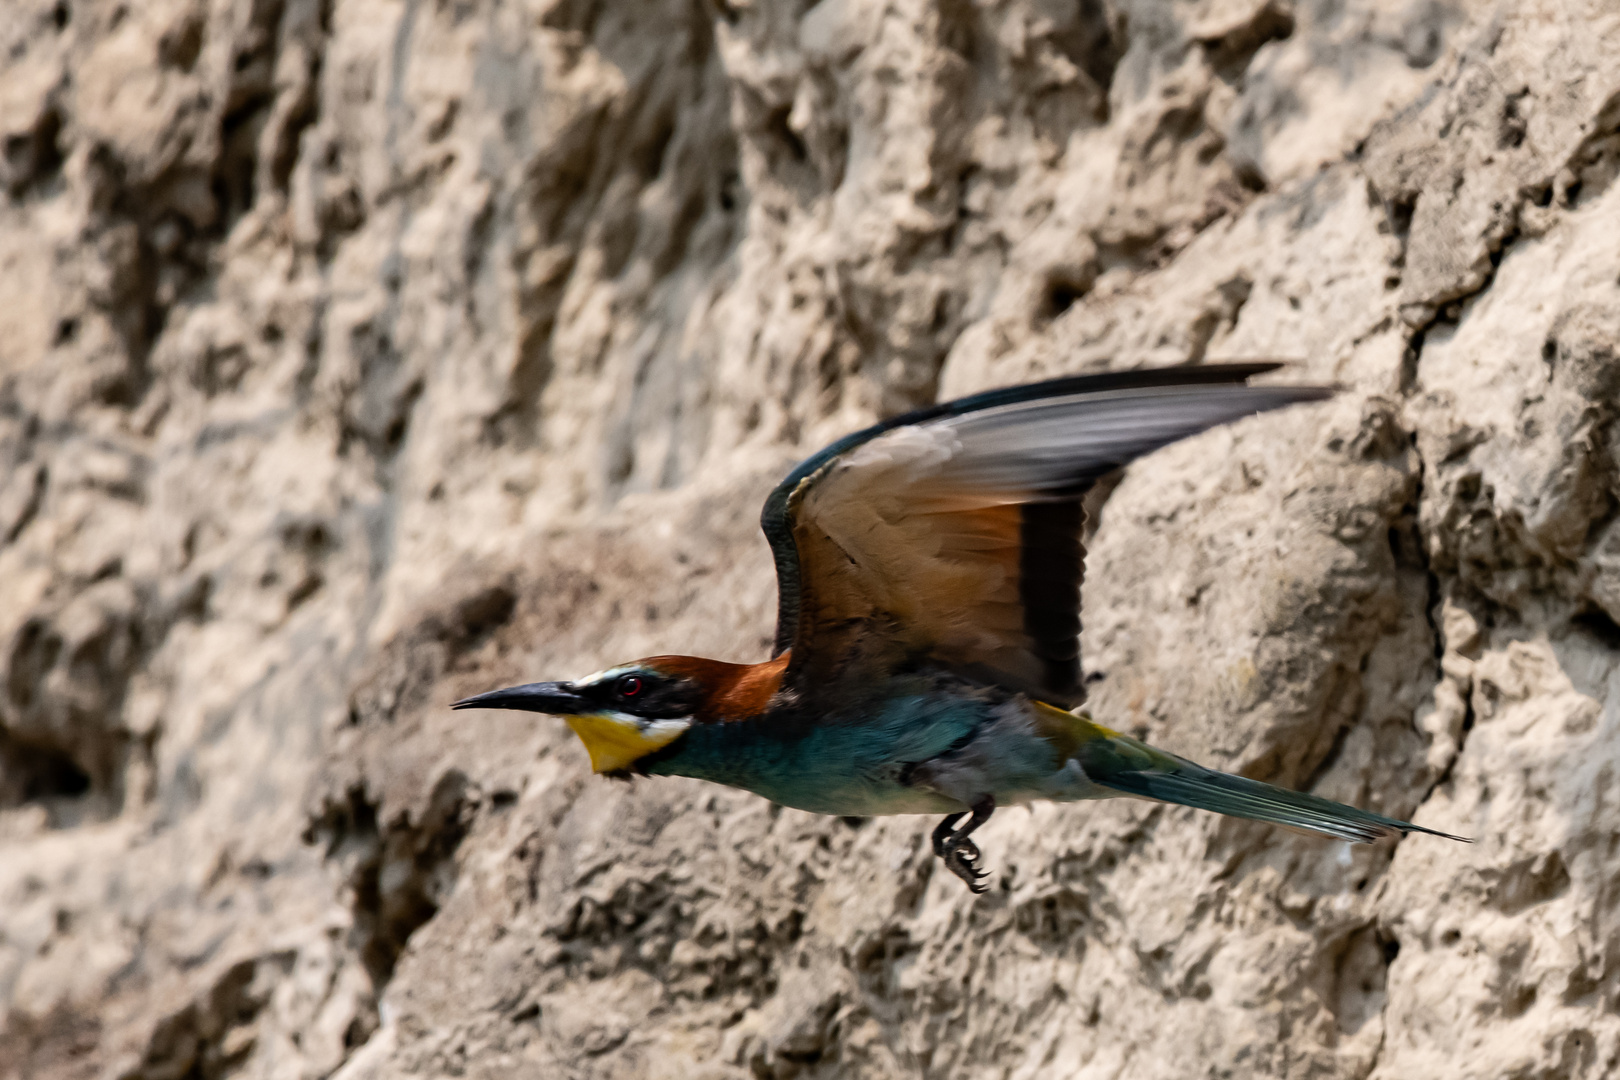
[455, 364, 1464, 892]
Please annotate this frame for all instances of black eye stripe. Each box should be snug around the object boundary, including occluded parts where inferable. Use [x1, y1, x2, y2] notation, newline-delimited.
[578, 671, 704, 720]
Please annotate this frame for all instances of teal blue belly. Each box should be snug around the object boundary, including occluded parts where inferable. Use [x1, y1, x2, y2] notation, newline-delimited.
[645, 692, 1059, 817]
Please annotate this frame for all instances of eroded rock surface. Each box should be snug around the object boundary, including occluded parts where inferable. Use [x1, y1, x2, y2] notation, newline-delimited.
[1, 0, 1618, 1077]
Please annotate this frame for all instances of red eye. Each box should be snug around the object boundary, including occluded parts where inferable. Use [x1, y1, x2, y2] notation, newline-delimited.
[617, 675, 643, 698]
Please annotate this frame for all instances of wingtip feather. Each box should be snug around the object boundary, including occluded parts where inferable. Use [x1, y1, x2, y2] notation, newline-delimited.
[1402, 822, 1473, 843]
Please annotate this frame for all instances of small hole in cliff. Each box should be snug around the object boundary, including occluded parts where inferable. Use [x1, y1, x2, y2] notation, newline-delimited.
[1572, 606, 1620, 649]
[1040, 273, 1093, 321]
[1382, 937, 1401, 963]
[159, 15, 204, 71]
[343, 1013, 376, 1050]
[4, 107, 64, 194]
[765, 106, 808, 164]
[215, 98, 270, 226]
[1045, 282, 1084, 317]
[1203, 2, 1294, 82]
[34, 750, 90, 798]
[1, 738, 92, 805]
[1385, 195, 1416, 239]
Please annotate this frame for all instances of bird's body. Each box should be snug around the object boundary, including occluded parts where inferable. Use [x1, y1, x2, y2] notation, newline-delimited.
[640, 669, 1102, 817]
[457, 364, 1465, 890]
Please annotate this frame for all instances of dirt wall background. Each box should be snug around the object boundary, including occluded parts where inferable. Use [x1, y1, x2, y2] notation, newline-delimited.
[2, 0, 1619, 1077]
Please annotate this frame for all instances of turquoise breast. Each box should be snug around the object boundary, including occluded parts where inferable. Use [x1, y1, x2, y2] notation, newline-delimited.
[645, 690, 1059, 817]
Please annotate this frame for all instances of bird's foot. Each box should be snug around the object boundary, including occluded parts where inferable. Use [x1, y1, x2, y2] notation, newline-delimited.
[929, 797, 995, 894]
[943, 840, 989, 894]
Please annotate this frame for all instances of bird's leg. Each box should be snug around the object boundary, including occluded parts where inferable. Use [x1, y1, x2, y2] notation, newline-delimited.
[935, 797, 995, 894]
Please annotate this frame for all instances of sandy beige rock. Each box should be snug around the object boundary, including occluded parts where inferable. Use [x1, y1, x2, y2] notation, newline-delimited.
[2, 0, 1619, 1077]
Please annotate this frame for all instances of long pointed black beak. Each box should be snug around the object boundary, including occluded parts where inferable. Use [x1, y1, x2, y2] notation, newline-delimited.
[451, 681, 587, 714]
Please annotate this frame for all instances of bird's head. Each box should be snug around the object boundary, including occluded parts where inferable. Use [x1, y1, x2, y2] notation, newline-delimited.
[451, 653, 788, 774]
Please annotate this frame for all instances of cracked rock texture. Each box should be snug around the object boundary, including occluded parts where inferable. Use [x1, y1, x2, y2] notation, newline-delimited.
[2, 0, 1618, 1077]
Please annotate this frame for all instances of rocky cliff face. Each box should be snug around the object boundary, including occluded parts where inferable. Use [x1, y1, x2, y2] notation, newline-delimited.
[2, 0, 1618, 1077]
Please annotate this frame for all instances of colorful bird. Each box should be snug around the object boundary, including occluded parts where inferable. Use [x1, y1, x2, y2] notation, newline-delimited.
[455, 364, 1465, 891]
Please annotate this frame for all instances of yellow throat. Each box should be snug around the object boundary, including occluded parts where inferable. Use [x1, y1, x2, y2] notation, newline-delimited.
[564, 712, 689, 773]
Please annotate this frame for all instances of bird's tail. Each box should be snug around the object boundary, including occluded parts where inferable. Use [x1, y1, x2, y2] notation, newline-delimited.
[1061, 710, 1468, 844]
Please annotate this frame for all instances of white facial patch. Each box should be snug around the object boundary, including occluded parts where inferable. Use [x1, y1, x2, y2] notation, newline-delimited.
[576, 665, 637, 688]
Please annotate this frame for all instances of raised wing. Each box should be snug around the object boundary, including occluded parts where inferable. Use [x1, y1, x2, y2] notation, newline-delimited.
[761, 364, 1331, 705]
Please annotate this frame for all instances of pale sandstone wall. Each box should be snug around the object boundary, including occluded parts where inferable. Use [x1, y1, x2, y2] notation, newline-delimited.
[1, 0, 1618, 1077]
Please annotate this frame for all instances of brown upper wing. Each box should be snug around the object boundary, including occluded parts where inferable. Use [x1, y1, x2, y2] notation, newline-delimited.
[762, 365, 1332, 706]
